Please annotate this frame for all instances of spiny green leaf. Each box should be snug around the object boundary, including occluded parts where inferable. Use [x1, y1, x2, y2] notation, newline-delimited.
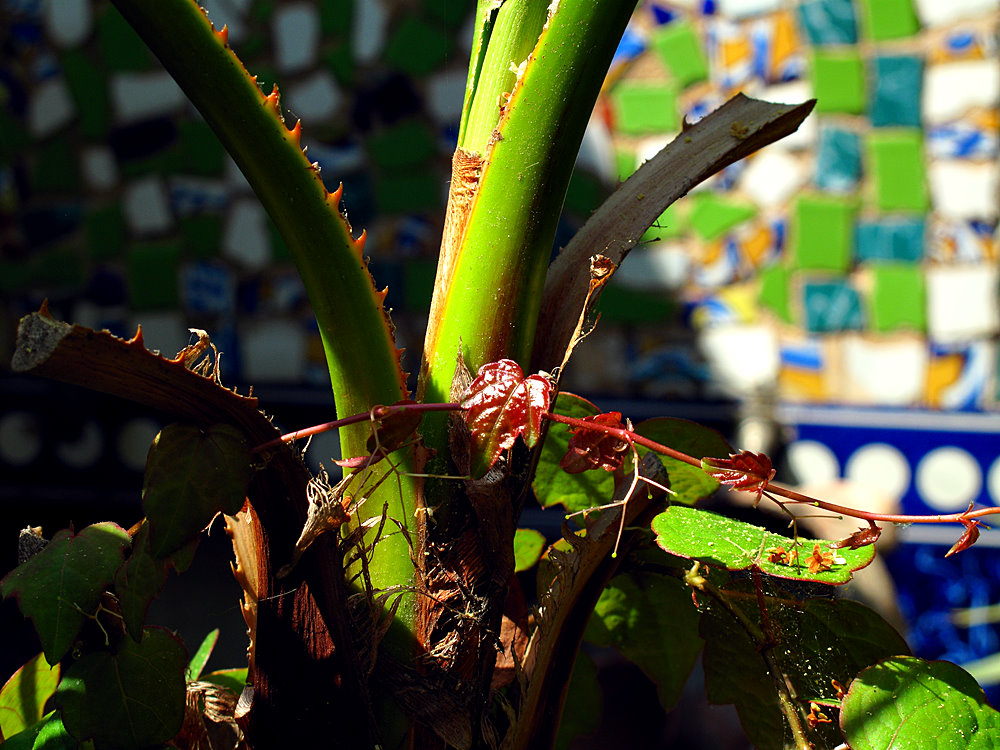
[143, 423, 251, 558]
[0, 523, 131, 663]
[186, 629, 219, 682]
[633, 418, 732, 505]
[513, 528, 546, 573]
[584, 572, 702, 710]
[651, 506, 875, 585]
[0, 653, 59, 740]
[553, 650, 601, 750]
[114, 523, 168, 642]
[52, 627, 186, 748]
[841, 656, 1000, 750]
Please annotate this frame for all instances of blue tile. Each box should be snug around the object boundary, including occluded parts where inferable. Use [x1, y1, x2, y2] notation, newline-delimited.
[803, 280, 863, 332]
[856, 219, 925, 263]
[181, 261, 235, 315]
[797, 0, 858, 46]
[871, 56, 923, 128]
[815, 127, 861, 192]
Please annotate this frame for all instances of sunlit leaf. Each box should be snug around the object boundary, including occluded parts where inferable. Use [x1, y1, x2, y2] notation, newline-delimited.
[0, 523, 131, 663]
[460, 359, 552, 477]
[143, 423, 251, 558]
[651, 506, 875, 585]
[584, 572, 702, 710]
[0, 711, 73, 750]
[513, 528, 546, 573]
[559, 412, 629, 474]
[0, 653, 59, 739]
[701, 450, 775, 504]
[186, 629, 219, 682]
[114, 522, 168, 641]
[553, 650, 601, 750]
[52, 627, 186, 748]
[200, 668, 248, 696]
[841, 656, 1000, 750]
[633, 419, 732, 506]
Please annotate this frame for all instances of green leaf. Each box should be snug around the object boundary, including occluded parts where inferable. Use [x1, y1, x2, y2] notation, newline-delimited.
[841, 656, 1000, 750]
[0, 654, 59, 739]
[52, 627, 186, 748]
[143, 423, 251, 558]
[513, 528, 546, 573]
[1, 523, 131, 663]
[553, 650, 601, 750]
[200, 668, 248, 696]
[584, 572, 702, 710]
[633, 418, 732, 505]
[651, 506, 876, 585]
[186, 629, 219, 681]
[702, 588, 909, 750]
[0, 712, 73, 750]
[113, 523, 168, 642]
[533, 393, 613, 512]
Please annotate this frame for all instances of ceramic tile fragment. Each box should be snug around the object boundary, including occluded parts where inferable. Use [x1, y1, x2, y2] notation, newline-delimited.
[758, 265, 793, 322]
[384, 17, 452, 76]
[111, 71, 185, 124]
[286, 71, 342, 122]
[869, 263, 926, 332]
[740, 148, 808, 207]
[611, 81, 679, 134]
[803, 280, 863, 332]
[791, 195, 857, 272]
[79, 146, 117, 192]
[814, 127, 861, 192]
[426, 69, 467, 124]
[61, 50, 109, 138]
[123, 177, 173, 236]
[753, 10, 805, 83]
[716, 0, 783, 19]
[842, 335, 927, 405]
[651, 21, 708, 87]
[868, 131, 929, 212]
[181, 261, 235, 315]
[855, 219, 924, 263]
[779, 336, 828, 401]
[700, 323, 780, 396]
[797, 0, 858, 46]
[28, 77, 75, 138]
[926, 264, 1000, 342]
[368, 120, 436, 169]
[912, 0, 996, 27]
[857, 0, 919, 41]
[45, 0, 92, 48]
[927, 217, 998, 262]
[274, 3, 319, 74]
[615, 242, 691, 291]
[759, 81, 817, 149]
[642, 203, 688, 242]
[85, 206, 125, 261]
[811, 51, 865, 114]
[922, 60, 1000, 124]
[168, 177, 229, 216]
[929, 161, 999, 221]
[927, 341, 995, 410]
[129, 311, 187, 357]
[871, 56, 922, 128]
[223, 198, 272, 271]
[927, 120, 998, 160]
[128, 243, 181, 309]
[96, 7, 154, 70]
[689, 193, 757, 242]
[353, 0, 388, 64]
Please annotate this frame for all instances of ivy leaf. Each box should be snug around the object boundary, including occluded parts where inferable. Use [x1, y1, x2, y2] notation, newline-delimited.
[633, 418, 732, 506]
[143, 423, 251, 558]
[584, 572, 702, 710]
[842, 656, 1000, 749]
[651, 506, 875, 585]
[200, 668, 248, 696]
[701, 450, 775, 504]
[52, 627, 187, 748]
[0, 523, 131, 663]
[0, 653, 60, 739]
[559, 412, 629, 474]
[0, 711, 74, 750]
[461, 359, 552, 477]
[513, 528, 546, 573]
[114, 522, 168, 642]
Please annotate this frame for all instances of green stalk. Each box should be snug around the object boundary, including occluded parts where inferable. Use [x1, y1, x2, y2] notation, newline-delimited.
[110, 0, 419, 626]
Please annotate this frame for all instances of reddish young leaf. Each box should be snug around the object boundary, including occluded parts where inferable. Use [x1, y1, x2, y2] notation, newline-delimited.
[559, 412, 630, 474]
[700, 450, 776, 505]
[461, 359, 552, 477]
[946, 519, 982, 558]
[830, 521, 882, 550]
[366, 400, 423, 456]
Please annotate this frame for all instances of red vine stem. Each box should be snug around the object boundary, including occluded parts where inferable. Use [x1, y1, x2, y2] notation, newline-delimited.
[543, 412, 1000, 527]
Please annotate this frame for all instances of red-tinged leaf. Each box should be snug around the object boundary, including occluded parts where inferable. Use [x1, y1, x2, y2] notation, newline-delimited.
[461, 359, 552, 477]
[366, 400, 423, 455]
[830, 521, 882, 550]
[559, 412, 630, 474]
[701, 450, 775, 504]
[946, 519, 982, 558]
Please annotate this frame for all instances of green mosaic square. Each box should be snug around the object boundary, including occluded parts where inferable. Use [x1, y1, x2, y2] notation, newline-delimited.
[791, 195, 858, 272]
[128, 241, 182, 309]
[689, 193, 756, 242]
[0, 110, 28, 164]
[368, 120, 437, 169]
[643, 202, 688, 242]
[319, 0, 352, 35]
[179, 215, 223, 260]
[616, 148, 637, 181]
[374, 172, 440, 214]
[868, 131, 928, 212]
[175, 121, 225, 177]
[34, 140, 80, 193]
[38, 246, 86, 289]
[564, 170, 608, 216]
[384, 17, 452, 76]
[323, 43, 355, 87]
[811, 51, 866, 114]
[870, 263, 925, 332]
[858, 0, 919, 41]
[758, 265, 793, 323]
[61, 50, 109, 139]
[97, 7, 155, 70]
[402, 259, 438, 310]
[650, 22, 709, 88]
[85, 206, 126, 261]
[612, 82, 679, 134]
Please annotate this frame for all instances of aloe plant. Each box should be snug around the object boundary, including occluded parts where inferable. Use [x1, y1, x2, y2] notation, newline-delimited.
[4, 2, 1000, 749]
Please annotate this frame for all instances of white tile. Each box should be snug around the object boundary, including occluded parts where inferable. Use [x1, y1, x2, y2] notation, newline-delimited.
[427, 69, 467, 124]
[274, 3, 319, 74]
[223, 198, 271, 270]
[758, 81, 816, 150]
[842, 335, 927, 406]
[111, 71, 186, 124]
[130, 311, 188, 357]
[353, 0, 387, 64]
[200, 0, 250, 44]
[286, 71, 342, 122]
[716, 0, 783, 18]
[123, 177, 173, 235]
[224, 155, 252, 193]
[241, 319, 306, 382]
[615, 241, 691, 290]
[739, 148, 808, 208]
[913, 0, 996, 26]
[700, 323, 779, 396]
[927, 264, 1000, 343]
[929, 161, 999, 221]
[577, 114, 616, 184]
[45, 0, 91, 47]
[923, 60, 1000, 124]
[80, 146, 118, 191]
[28, 77, 74, 138]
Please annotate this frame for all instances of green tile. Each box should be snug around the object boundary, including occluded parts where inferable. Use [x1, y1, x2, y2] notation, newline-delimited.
[689, 193, 756, 242]
[179, 214, 223, 260]
[564, 170, 609, 216]
[811, 51, 866, 114]
[368, 120, 437, 169]
[643, 202, 687, 241]
[128, 241, 182, 309]
[61, 50, 109, 138]
[38, 246, 86, 289]
[612, 82, 679, 134]
[85, 206, 126, 261]
[615, 149, 637, 181]
[175, 121, 225, 177]
[803, 280, 863, 332]
[0, 110, 28, 164]
[97, 7, 155, 70]
[384, 17, 452, 76]
[425, 0, 475, 29]
[870, 263, 925, 332]
[791, 195, 858, 272]
[867, 131, 928, 212]
[319, 0, 352, 35]
[34, 140, 80, 193]
[650, 22, 709, 88]
[402, 258, 437, 310]
[374, 172, 441, 214]
[858, 0, 919, 41]
[596, 285, 675, 323]
[323, 43, 355, 87]
[758, 265, 793, 323]
[0, 259, 37, 292]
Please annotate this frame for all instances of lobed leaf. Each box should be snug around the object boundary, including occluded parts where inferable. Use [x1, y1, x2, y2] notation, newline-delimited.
[0, 711, 73, 750]
[841, 656, 1000, 749]
[651, 506, 875, 585]
[513, 528, 546, 573]
[114, 522, 168, 642]
[559, 412, 629, 474]
[143, 423, 251, 558]
[0, 653, 59, 740]
[0, 523, 131, 663]
[701, 450, 775, 503]
[52, 627, 186, 748]
[461, 359, 552, 478]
